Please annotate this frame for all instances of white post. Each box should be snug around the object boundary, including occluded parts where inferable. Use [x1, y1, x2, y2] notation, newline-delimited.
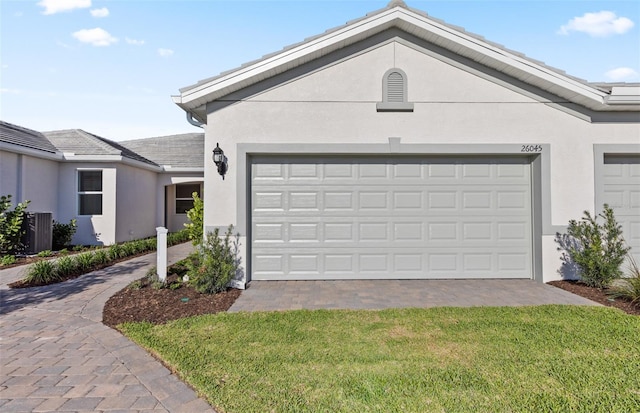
[156, 227, 168, 283]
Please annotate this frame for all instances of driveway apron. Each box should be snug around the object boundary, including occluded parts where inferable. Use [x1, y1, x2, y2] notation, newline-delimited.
[0, 243, 216, 413]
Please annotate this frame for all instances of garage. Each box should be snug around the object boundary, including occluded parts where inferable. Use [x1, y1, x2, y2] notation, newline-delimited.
[251, 155, 533, 280]
[600, 154, 640, 264]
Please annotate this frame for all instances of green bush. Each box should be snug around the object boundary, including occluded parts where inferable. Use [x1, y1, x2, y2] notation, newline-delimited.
[36, 250, 53, 257]
[186, 226, 238, 294]
[609, 255, 640, 305]
[24, 260, 59, 284]
[556, 204, 630, 288]
[75, 252, 95, 272]
[1, 255, 17, 266]
[168, 229, 190, 246]
[184, 192, 203, 245]
[52, 219, 77, 250]
[108, 244, 126, 260]
[0, 195, 30, 255]
[55, 255, 76, 278]
[92, 249, 109, 265]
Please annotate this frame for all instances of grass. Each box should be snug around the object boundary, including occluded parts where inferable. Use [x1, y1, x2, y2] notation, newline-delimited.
[119, 305, 640, 413]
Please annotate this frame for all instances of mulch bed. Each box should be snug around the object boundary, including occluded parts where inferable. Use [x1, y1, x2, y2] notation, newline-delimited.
[548, 280, 640, 316]
[103, 273, 241, 327]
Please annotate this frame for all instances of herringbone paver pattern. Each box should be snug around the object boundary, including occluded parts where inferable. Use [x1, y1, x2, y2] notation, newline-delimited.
[0, 243, 216, 413]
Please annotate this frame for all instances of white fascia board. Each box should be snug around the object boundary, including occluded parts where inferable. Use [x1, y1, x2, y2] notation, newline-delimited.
[169, 176, 204, 184]
[62, 154, 161, 172]
[178, 7, 607, 110]
[0, 141, 63, 161]
[606, 86, 640, 105]
[161, 167, 204, 173]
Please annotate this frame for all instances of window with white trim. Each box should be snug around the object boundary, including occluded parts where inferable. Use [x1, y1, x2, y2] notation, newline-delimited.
[78, 170, 103, 215]
[175, 183, 201, 214]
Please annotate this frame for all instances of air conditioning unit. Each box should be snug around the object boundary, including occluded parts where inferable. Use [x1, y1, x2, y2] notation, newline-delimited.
[21, 212, 53, 254]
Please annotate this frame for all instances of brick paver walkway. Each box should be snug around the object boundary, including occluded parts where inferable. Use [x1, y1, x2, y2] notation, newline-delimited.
[229, 279, 600, 312]
[0, 243, 216, 413]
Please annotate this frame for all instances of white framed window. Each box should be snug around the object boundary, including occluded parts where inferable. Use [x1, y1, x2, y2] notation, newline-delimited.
[175, 183, 201, 214]
[77, 170, 103, 215]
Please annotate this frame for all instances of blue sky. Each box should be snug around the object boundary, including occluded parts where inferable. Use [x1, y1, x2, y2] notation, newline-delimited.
[1, 0, 639, 141]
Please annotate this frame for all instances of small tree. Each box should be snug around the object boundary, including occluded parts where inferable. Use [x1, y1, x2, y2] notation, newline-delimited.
[52, 219, 77, 250]
[556, 204, 629, 288]
[0, 195, 30, 255]
[184, 192, 203, 245]
[186, 226, 238, 294]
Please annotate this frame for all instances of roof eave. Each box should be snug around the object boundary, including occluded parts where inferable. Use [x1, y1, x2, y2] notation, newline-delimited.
[175, 5, 629, 113]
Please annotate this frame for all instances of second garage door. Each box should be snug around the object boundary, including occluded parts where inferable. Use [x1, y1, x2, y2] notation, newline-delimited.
[251, 156, 533, 280]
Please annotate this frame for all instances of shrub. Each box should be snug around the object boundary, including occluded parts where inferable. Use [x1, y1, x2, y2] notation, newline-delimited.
[108, 244, 126, 260]
[75, 252, 95, 272]
[168, 229, 190, 246]
[55, 255, 76, 278]
[24, 260, 59, 284]
[1, 255, 16, 266]
[37, 250, 53, 257]
[52, 219, 77, 250]
[184, 192, 204, 245]
[556, 204, 630, 288]
[0, 195, 30, 255]
[186, 226, 238, 294]
[609, 255, 640, 305]
[92, 249, 109, 265]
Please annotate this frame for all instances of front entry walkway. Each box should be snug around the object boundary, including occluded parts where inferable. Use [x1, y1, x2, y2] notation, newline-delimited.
[228, 279, 600, 312]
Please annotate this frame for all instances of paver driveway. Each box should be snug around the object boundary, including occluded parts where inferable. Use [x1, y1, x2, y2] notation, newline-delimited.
[0, 243, 215, 413]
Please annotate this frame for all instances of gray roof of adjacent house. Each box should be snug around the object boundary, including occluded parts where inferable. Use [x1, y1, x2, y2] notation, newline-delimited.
[43, 129, 158, 167]
[120, 133, 204, 169]
[0, 121, 58, 154]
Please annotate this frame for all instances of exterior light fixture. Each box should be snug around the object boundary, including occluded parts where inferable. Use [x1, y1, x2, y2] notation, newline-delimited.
[212, 142, 228, 180]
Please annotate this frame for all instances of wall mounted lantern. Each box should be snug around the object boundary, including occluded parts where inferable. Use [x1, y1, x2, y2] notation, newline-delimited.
[212, 142, 228, 180]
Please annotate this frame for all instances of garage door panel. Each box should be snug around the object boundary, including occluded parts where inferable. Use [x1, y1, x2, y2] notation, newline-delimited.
[252, 156, 533, 280]
[602, 155, 640, 264]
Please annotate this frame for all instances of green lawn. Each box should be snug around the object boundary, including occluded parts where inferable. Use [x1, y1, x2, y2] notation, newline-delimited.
[119, 306, 640, 413]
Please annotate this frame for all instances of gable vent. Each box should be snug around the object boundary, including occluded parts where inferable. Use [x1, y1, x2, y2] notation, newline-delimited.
[377, 68, 414, 112]
[386, 71, 405, 102]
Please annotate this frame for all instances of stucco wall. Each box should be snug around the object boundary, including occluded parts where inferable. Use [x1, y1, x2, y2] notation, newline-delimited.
[0, 151, 59, 215]
[115, 164, 158, 242]
[202, 38, 640, 283]
[57, 163, 117, 246]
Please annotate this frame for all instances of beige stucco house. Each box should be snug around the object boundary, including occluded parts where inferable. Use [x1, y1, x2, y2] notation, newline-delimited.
[0, 121, 203, 247]
[173, 1, 640, 287]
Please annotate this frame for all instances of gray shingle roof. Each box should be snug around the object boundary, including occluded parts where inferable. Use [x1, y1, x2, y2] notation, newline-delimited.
[0, 121, 58, 153]
[120, 133, 204, 169]
[43, 129, 158, 167]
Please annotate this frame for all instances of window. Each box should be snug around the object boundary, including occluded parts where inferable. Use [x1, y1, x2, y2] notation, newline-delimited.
[176, 183, 201, 214]
[78, 170, 103, 215]
[376, 68, 414, 112]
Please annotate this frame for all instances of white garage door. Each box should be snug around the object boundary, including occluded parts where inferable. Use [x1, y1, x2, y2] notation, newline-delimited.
[251, 156, 533, 280]
[601, 155, 640, 264]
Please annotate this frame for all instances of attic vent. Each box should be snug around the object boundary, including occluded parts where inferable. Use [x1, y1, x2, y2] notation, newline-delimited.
[377, 68, 414, 112]
[386, 71, 405, 102]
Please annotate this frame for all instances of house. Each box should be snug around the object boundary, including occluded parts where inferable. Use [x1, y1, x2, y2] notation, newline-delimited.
[172, 0, 640, 286]
[0, 121, 204, 248]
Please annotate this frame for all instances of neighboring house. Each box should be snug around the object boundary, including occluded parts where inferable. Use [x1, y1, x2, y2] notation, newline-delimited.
[0, 121, 203, 248]
[172, 1, 640, 286]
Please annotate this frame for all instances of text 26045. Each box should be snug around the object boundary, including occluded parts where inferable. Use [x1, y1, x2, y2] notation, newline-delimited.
[521, 145, 542, 153]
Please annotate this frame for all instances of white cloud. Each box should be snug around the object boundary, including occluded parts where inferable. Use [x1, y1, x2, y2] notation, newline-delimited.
[158, 48, 174, 57]
[126, 37, 145, 46]
[72, 28, 118, 46]
[558, 11, 634, 37]
[38, 0, 91, 15]
[605, 67, 639, 81]
[0, 88, 24, 95]
[90, 7, 109, 18]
